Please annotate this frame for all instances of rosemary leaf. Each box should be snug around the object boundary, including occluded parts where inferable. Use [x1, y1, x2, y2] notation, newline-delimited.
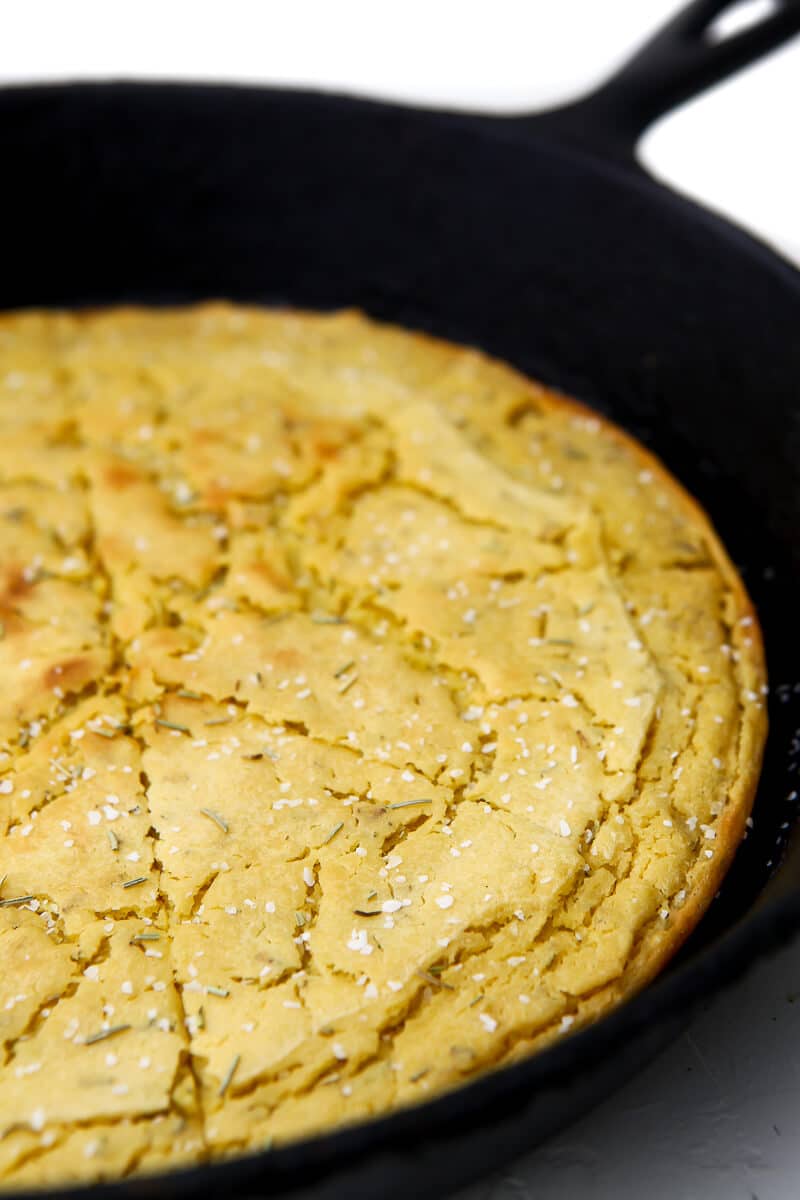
[321, 821, 343, 846]
[417, 969, 454, 991]
[218, 1053, 240, 1098]
[155, 718, 190, 735]
[84, 1024, 131, 1045]
[200, 808, 229, 834]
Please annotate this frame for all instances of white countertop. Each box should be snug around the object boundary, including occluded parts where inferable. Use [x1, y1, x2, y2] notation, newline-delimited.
[3, 3, 799, 1197]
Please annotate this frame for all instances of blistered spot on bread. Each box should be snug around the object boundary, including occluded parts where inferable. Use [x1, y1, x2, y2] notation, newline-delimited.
[43, 657, 92, 690]
[104, 463, 142, 491]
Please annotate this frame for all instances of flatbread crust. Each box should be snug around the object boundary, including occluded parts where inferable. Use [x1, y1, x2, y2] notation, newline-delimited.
[0, 306, 766, 1185]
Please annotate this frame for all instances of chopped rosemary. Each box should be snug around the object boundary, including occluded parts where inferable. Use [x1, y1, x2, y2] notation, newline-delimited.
[295, 911, 307, 927]
[410, 1068, 429, 1083]
[338, 673, 358, 695]
[130, 932, 161, 944]
[203, 717, 232, 727]
[469, 993, 484, 1008]
[84, 1024, 131, 1045]
[366, 889, 377, 901]
[197, 1005, 206, 1030]
[177, 689, 203, 700]
[200, 808, 229, 834]
[0, 895, 35, 907]
[353, 908, 382, 917]
[107, 829, 120, 852]
[546, 638, 574, 647]
[122, 876, 148, 889]
[417, 969, 454, 990]
[218, 1053, 240, 1098]
[333, 660, 355, 679]
[0, 873, 6, 891]
[321, 821, 343, 846]
[155, 718, 190, 735]
[206, 985, 229, 998]
[388, 798, 432, 810]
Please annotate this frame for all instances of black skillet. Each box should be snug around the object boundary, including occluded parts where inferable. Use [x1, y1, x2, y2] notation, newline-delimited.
[2, 1, 800, 1197]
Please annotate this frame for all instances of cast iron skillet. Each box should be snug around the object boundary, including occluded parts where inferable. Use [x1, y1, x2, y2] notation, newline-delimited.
[2, 1, 800, 1196]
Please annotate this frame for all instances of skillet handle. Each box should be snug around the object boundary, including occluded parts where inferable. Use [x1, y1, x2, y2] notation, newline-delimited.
[524, 0, 800, 163]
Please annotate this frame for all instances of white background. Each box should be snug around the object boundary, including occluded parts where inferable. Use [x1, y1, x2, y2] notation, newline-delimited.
[3, 2, 800, 1197]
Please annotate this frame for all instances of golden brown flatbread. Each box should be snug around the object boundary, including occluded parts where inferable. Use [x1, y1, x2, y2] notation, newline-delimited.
[0, 306, 766, 1185]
